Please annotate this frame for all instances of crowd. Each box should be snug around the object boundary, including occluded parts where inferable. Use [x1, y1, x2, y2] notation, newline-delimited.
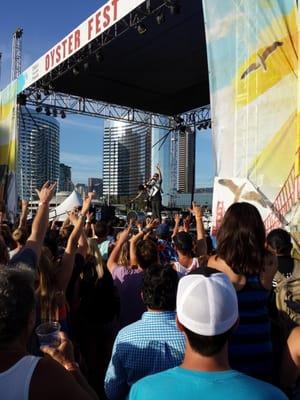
[0, 181, 299, 399]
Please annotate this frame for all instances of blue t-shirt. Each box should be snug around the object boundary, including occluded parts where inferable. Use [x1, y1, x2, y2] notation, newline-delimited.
[129, 367, 287, 400]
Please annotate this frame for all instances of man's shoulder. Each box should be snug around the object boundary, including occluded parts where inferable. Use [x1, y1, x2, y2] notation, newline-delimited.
[130, 369, 287, 400]
[232, 373, 287, 398]
[130, 368, 176, 399]
[116, 318, 147, 342]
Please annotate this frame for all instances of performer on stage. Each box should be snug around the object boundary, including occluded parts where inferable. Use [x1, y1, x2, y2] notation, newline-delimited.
[146, 164, 163, 221]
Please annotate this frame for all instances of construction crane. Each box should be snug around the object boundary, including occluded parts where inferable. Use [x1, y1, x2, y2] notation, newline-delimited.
[11, 28, 23, 81]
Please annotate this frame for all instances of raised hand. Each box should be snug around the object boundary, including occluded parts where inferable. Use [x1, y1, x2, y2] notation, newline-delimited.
[36, 181, 57, 204]
[189, 201, 203, 220]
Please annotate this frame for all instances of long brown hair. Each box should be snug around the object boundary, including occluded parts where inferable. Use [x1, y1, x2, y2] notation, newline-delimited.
[38, 247, 61, 322]
[216, 202, 266, 275]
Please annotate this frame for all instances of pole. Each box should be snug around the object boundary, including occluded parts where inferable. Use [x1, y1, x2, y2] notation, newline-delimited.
[190, 121, 196, 207]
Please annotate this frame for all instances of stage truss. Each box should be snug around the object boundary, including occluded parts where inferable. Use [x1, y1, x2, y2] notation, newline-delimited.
[25, 88, 211, 129]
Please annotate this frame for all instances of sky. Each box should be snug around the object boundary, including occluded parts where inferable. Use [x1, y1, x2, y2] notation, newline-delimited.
[0, 0, 215, 187]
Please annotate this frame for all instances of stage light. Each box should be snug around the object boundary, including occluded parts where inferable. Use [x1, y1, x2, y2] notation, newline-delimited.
[17, 93, 27, 106]
[72, 66, 80, 76]
[52, 108, 58, 117]
[174, 115, 184, 124]
[45, 107, 51, 116]
[137, 23, 147, 35]
[179, 125, 187, 134]
[36, 92, 42, 101]
[95, 52, 104, 63]
[35, 105, 42, 113]
[83, 61, 89, 72]
[156, 12, 165, 24]
[166, 0, 181, 15]
[60, 110, 66, 119]
[170, 4, 181, 14]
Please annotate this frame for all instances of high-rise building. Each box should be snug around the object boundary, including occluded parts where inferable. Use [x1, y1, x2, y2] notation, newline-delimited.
[88, 177, 103, 198]
[18, 107, 60, 200]
[103, 120, 151, 203]
[151, 116, 172, 206]
[75, 183, 87, 198]
[58, 163, 74, 192]
[178, 131, 195, 193]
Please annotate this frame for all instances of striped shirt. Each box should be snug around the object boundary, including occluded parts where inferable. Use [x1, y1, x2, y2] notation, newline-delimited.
[104, 311, 185, 400]
[229, 275, 272, 382]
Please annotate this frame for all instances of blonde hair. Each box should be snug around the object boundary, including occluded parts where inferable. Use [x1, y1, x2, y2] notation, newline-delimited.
[87, 238, 105, 279]
[12, 228, 27, 245]
[116, 231, 130, 267]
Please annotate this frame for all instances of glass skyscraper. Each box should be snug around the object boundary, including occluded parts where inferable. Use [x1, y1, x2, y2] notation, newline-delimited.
[18, 107, 60, 200]
[151, 116, 172, 207]
[103, 120, 151, 203]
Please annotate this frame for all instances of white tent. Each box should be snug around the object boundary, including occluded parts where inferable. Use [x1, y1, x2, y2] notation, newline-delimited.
[49, 190, 82, 221]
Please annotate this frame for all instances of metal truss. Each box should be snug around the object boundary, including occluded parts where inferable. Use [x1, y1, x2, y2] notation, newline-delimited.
[33, 0, 174, 90]
[25, 88, 211, 129]
[23, 0, 211, 129]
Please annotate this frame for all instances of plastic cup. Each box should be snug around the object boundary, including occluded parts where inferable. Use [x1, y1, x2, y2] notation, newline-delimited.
[35, 321, 61, 348]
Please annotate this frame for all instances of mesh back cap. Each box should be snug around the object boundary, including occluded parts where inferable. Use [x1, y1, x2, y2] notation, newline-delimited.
[177, 273, 238, 336]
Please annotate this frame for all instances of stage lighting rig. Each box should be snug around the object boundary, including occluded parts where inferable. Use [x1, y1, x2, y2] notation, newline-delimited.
[137, 23, 147, 35]
[60, 110, 66, 119]
[45, 107, 51, 116]
[72, 66, 80, 76]
[165, 0, 181, 14]
[35, 105, 42, 113]
[156, 11, 166, 24]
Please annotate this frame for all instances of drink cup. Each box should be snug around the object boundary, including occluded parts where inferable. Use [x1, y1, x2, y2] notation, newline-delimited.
[35, 321, 61, 348]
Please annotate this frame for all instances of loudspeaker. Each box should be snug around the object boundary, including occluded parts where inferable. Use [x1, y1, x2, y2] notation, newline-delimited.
[100, 205, 115, 222]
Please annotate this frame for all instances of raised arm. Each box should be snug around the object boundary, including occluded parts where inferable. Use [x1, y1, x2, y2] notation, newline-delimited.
[25, 181, 57, 263]
[156, 163, 162, 182]
[107, 225, 131, 274]
[189, 202, 207, 256]
[57, 195, 92, 292]
[18, 199, 29, 230]
[172, 214, 181, 238]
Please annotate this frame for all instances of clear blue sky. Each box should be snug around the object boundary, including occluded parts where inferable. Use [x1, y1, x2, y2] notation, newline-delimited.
[0, 1, 215, 187]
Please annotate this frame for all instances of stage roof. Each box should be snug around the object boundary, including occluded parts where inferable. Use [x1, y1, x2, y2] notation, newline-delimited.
[28, 0, 209, 116]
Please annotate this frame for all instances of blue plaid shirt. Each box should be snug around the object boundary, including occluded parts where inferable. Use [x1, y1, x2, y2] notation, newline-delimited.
[104, 311, 185, 400]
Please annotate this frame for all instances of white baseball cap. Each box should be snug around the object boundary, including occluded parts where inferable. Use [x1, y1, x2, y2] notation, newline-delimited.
[177, 272, 238, 336]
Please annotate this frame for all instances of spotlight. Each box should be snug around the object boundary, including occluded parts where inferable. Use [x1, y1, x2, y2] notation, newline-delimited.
[60, 110, 66, 119]
[179, 125, 187, 134]
[170, 4, 181, 14]
[52, 108, 58, 118]
[174, 115, 184, 124]
[156, 12, 165, 24]
[166, 0, 181, 15]
[35, 105, 42, 113]
[95, 52, 104, 63]
[72, 66, 80, 76]
[137, 23, 147, 35]
[83, 61, 89, 72]
[17, 93, 27, 106]
[45, 107, 51, 116]
[36, 92, 42, 101]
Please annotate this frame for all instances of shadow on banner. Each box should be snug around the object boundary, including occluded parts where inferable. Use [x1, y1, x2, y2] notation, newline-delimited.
[202, 0, 300, 235]
[0, 81, 18, 220]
